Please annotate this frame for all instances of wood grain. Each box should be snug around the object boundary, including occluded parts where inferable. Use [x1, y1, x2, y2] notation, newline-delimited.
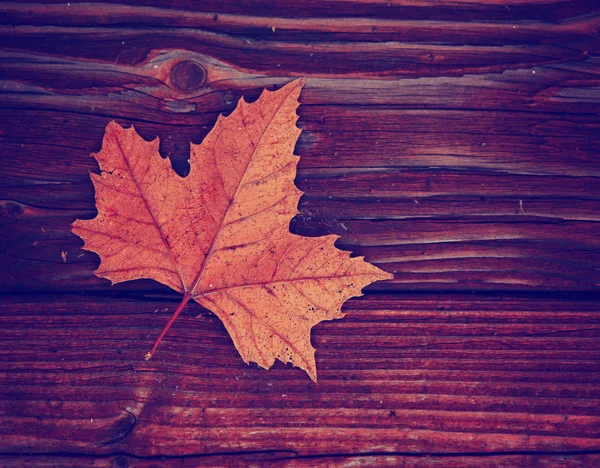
[1, 453, 599, 467]
[1, 295, 600, 457]
[1, 0, 599, 464]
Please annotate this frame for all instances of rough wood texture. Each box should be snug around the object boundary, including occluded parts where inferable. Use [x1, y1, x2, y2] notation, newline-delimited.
[1, 0, 599, 465]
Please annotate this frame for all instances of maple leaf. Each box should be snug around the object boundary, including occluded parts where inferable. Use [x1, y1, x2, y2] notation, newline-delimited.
[72, 79, 392, 381]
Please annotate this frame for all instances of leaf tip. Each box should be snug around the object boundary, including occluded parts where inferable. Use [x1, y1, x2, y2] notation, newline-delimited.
[105, 120, 123, 132]
[275, 77, 306, 97]
[287, 77, 306, 89]
[373, 265, 394, 282]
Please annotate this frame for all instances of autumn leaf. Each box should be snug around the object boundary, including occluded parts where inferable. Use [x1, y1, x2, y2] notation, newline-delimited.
[72, 79, 392, 381]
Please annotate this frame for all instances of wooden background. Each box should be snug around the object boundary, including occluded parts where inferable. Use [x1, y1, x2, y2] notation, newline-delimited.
[1, 1, 600, 466]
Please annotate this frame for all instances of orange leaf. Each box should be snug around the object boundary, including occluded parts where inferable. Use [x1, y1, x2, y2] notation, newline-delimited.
[72, 79, 392, 381]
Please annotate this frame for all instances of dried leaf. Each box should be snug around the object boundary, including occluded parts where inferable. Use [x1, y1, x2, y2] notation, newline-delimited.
[72, 79, 392, 381]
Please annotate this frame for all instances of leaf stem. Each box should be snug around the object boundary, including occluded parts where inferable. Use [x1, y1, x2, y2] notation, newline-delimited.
[145, 293, 192, 361]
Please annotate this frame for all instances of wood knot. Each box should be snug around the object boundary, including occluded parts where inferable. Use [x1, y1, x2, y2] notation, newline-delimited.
[0, 201, 25, 219]
[112, 455, 129, 468]
[100, 409, 137, 446]
[171, 61, 206, 91]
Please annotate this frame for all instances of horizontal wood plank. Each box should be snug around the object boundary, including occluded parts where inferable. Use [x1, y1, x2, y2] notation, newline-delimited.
[1, 294, 600, 457]
[4, 0, 600, 22]
[2, 198, 600, 292]
[1, 453, 600, 467]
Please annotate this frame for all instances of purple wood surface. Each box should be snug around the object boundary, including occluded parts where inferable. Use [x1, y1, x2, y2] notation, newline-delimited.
[1, 0, 599, 465]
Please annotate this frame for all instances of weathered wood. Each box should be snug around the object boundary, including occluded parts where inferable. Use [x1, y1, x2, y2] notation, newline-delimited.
[1, 295, 600, 457]
[1, 453, 600, 467]
[4, 1, 600, 24]
[1, 0, 599, 463]
[0, 32, 594, 82]
[3, 199, 600, 292]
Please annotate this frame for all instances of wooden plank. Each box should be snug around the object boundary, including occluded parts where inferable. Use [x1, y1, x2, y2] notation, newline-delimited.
[4, 26, 589, 78]
[3, 56, 600, 119]
[3, 198, 600, 292]
[2, 104, 600, 176]
[1, 453, 600, 467]
[2, 4, 599, 45]
[1, 294, 600, 456]
[3, 0, 600, 22]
